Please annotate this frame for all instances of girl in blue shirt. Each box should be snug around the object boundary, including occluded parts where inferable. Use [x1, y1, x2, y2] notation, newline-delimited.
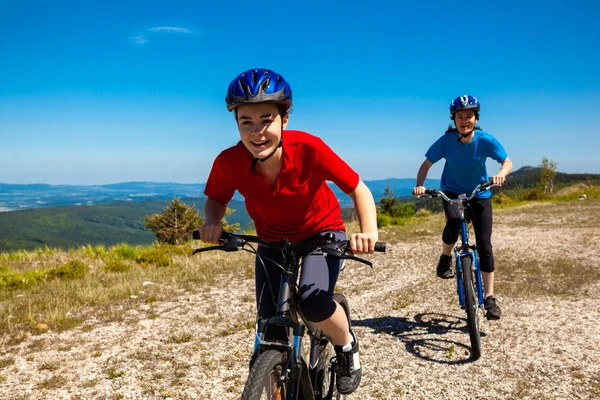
[413, 95, 512, 319]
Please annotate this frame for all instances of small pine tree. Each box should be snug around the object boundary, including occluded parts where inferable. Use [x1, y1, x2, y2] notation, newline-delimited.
[145, 198, 203, 245]
[539, 157, 558, 194]
[379, 183, 398, 215]
[221, 208, 241, 232]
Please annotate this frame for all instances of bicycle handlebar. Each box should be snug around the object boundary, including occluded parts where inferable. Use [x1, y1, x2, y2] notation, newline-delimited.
[192, 230, 386, 268]
[420, 180, 501, 202]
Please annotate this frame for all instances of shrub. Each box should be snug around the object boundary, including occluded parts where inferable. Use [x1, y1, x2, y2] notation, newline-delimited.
[377, 213, 393, 228]
[109, 244, 138, 261]
[492, 192, 512, 205]
[415, 208, 432, 217]
[46, 260, 88, 280]
[0, 266, 39, 289]
[103, 259, 131, 273]
[136, 247, 172, 267]
[523, 187, 544, 201]
[82, 245, 107, 259]
[391, 203, 415, 218]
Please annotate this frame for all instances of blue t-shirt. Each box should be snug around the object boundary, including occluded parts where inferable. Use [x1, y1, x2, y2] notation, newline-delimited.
[425, 130, 508, 199]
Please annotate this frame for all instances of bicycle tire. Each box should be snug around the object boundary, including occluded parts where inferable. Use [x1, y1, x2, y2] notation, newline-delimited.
[461, 256, 482, 360]
[241, 349, 288, 400]
[314, 293, 350, 400]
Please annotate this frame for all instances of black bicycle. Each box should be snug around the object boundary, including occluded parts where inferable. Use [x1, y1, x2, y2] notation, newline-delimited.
[419, 180, 500, 360]
[192, 230, 385, 399]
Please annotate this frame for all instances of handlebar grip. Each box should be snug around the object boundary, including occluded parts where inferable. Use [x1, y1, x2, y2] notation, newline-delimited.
[425, 188, 437, 196]
[374, 242, 386, 252]
[192, 229, 232, 241]
[220, 231, 232, 241]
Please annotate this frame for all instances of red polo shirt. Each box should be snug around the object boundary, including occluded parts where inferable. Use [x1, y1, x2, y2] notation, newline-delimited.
[204, 130, 360, 242]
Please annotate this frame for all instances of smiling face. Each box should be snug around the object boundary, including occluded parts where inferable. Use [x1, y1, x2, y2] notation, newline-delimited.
[236, 103, 288, 159]
[454, 110, 478, 136]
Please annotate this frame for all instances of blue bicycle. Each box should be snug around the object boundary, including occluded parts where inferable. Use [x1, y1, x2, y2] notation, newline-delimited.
[421, 180, 500, 360]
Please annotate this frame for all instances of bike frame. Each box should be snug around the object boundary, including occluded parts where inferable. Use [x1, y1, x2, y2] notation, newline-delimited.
[452, 195, 485, 309]
[193, 232, 383, 400]
[252, 248, 314, 399]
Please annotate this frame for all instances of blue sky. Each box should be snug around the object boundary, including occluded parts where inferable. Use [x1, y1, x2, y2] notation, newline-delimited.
[1, 0, 598, 185]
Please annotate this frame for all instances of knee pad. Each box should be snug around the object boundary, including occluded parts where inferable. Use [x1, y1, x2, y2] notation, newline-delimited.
[299, 292, 336, 322]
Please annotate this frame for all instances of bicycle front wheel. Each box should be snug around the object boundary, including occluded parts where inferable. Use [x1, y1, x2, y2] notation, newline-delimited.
[461, 256, 482, 360]
[241, 349, 288, 400]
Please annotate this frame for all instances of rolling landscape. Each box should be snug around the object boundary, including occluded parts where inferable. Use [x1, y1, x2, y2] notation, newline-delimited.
[1, 167, 600, 253]
[0, 177, 440, 252]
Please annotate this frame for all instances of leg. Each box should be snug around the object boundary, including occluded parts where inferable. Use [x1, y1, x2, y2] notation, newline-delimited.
[314, 302, 352, 346]
[255, 246, 286, 341]
[482, 271, 495, 297]
[298, 230, 361, 394]
[439, 196, 460, 278]
[471, 198, 501, 319]
[297, 231, 350, 347]
[470, 198, 495, 295]
[442, 242, 454, 256]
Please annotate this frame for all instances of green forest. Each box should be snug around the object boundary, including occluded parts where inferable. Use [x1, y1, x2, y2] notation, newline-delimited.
[0, 198, 250, 252]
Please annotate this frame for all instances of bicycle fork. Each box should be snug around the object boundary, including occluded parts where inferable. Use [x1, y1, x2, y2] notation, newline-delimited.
[252, 273, 314, 399]
[454, 249, 485, 309]
[454, 252, 469, 309]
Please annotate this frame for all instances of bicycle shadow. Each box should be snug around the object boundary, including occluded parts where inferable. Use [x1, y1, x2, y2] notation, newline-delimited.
[352, 313, 482, 364]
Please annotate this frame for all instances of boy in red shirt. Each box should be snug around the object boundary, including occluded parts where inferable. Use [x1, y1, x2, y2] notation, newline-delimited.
[199, 68, 378, 394]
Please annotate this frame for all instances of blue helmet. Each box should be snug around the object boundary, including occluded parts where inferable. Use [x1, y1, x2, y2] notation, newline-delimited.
[225, 68, 293, 112]
[450, 95, 480, 115]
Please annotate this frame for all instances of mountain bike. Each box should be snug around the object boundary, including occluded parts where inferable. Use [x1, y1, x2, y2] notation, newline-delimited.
[192, 230, 385, 399]
[420, 180, 500, 360]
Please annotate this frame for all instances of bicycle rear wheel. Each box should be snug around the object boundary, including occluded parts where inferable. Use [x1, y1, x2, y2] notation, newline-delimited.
[242, 349, 288, 400]
[461, 256, 482, 360]
[314, 293, 349, 400]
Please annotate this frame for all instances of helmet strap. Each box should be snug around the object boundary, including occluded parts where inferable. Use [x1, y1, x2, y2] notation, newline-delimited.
[456, 131, 472, 142]
[251, 138, 283, 175]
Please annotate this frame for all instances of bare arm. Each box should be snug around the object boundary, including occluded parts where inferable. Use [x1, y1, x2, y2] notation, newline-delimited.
[347, 179, 379, 254]
[199, 198, 227, 244]
[413, 159, 433, 196]
[491, 158, 513, 185]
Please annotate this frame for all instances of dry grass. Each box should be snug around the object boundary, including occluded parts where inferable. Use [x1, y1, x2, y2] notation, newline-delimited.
[495, 256, 600, 298]
[0, 242, 254, 336]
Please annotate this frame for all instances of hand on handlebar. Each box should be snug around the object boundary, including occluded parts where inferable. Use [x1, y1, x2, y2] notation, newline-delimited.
[413, 186, 426, 196]
[490, 175, 506, 185]
[349, 231, 379, 254]
[197, 223, 224, 244]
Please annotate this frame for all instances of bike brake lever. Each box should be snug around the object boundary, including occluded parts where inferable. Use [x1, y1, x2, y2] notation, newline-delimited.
[331, 254, 374, 268]
[192, 246, 225, 255]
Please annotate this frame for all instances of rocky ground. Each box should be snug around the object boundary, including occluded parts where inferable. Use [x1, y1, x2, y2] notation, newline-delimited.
[1, 199, 599, 399]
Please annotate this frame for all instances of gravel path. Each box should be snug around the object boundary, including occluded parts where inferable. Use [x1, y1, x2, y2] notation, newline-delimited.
[1, 200, 599, 399]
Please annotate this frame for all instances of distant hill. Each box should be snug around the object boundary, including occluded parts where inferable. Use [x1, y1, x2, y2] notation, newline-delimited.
[0, 179, 440, 211]
[2, 169, 598, 252]
[0, 178, 438, 252]
[0, 182, 207, 211]
[0, 198, 250, 252]
[505, 166, 600, 189]
[332, 178, 441, 206]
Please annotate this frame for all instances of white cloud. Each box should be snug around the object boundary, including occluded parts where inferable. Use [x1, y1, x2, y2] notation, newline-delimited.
[149, 26, 194, 34]
[129, 34, 149, 44]
[129, 26, 194, 45]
